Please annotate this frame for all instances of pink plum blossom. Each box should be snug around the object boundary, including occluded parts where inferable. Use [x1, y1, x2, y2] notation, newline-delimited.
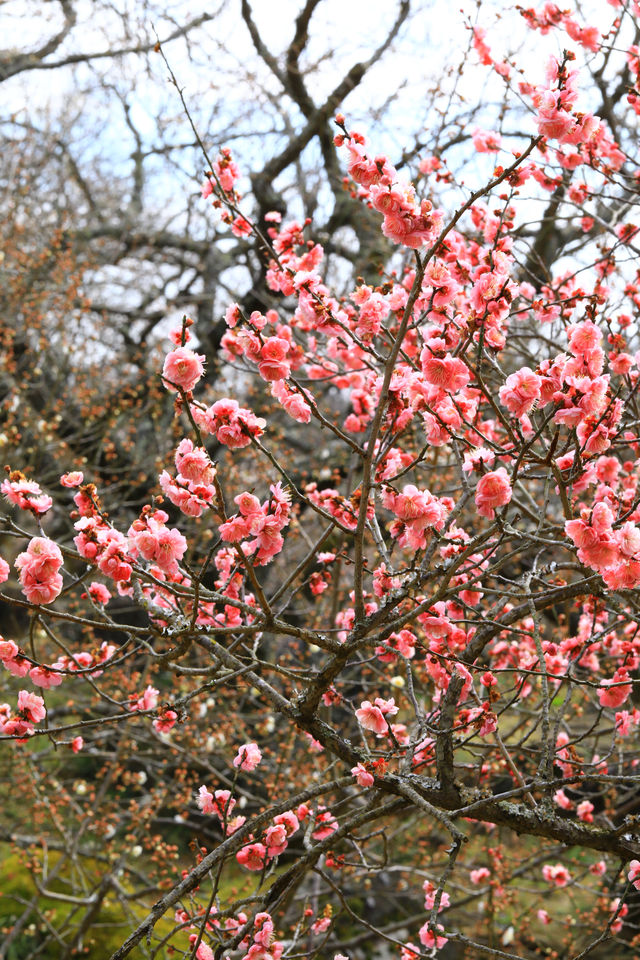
[351, 763, 375, 787]
[233, 742, 262, 771]
[60, 472, 84, 487]
[475, 468, 512, 519]
[15, 537, 63, 605]
[628, 860, 640, 890]
[17, 689, 46, 723]
[162, 347, 205, 392]
[542, 863, 571, 887]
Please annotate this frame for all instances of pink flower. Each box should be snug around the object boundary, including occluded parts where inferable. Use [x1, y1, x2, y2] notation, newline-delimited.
[162, 347, 205, 392]
[158, 470, 214, 518]
[29, 666, 63, 689]
[272, 379, 311, 422]
[463, 448, 495, 473]
[233, 742, 262, 771]
[374, 696, 399, 716]
[196, 787, 238, 821]
[420, 350, 470, 392]
[589, 861, 606, 876]
[0, 557, 9, 583]
[598, 668, 632, 709]
[565, 20, 601, 53]
[1, 717, 34, 738]
[219, 515, 252, 542]
[312, 808, 338, 840]
[60, 472, 84, 487]
[212, 148, 240, 192]
[577, 800, 594, 823]
[475, 468, 512, 519]
[153, 709, 178, 733]
[236, 842, 267, 871]
[17, 689, 46, 723]
[423, 880, 449, 912]
[281, 390, 311, 422]
[470, 867, 490, 884]
[15, 538, 64, 605]
[472, 25, 492, 64]
[71, 736, 84, 753]
[351, 763, 374, 787]
[418, 922, 448, 950]
[175, 439, 215, 484]
[15, 537, 62, 580]
[264, 823, 288, 857]
[230, 215, 252, 237]
[252, 911, 277, 950]
[472, 128, 502, 152]
[197, 785, 216, 815]
[273, 810, 299, 837]
[189, 937, 214, 960]
[0, 639, 21, 662]
[96, 537, 132, 583]
[499, 367, 542, 417]
[355, 700, 388, 735]
[132, 685, 159, 712]
[128, 515, 187, 576]
[235, 491, 262, 517]
[538, 909, 551, 925]
[616, 521, 640, 557]
[3, 656, 30, 677]
[554, 789, 572, 810]
[568, 319, 602, 355]
[18, 570, 63, 605]
[196, 398, 266, 449]
[470, 271, 506, 312]
[628, 859, 640, 890]
[609, 896, 628, 934]
[401, 945, 420, 960]
[2, 477, 52, 514]
[154, 527, 188, 573]
[87, 582, 111, 605]
[542, 863, 571, 887]
[258, 337, 291, 381]
[536, 105, 575, 141]
[347, 143, 388, 188]
[616, 710, 640, 737]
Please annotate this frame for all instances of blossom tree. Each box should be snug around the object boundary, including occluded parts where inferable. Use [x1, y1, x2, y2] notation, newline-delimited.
[2, 2, 640, 959]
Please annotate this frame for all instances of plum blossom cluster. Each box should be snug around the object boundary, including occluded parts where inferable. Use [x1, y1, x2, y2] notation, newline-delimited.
[355, 697, 399, 736]
[191, 397, 266, 449]
[0, 635, 115, 689]
[2, 470, 52, 514]
[186, 910, 283, 960]
[335, 118, 444, 250]
[382, 483, 449, 550]
[565, 501, 640, 592]
[219, 484, 291, 564]
[128, 509, 187, 577]
[0, 689, 46, 738]
[197, 783, 301, 873]
[15, 537, 63, 605]
[518, 5, 601, 54]
[201, 146, 251, 238]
